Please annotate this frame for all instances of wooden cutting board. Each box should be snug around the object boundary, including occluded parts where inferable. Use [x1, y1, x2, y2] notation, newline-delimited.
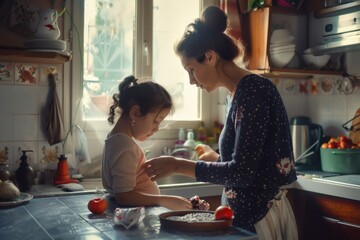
[349, 108, 360, 144]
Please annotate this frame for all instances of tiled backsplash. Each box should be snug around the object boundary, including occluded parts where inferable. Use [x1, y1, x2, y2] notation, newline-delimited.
[0, 62, 63, 172]
[1, 62, 360, 178]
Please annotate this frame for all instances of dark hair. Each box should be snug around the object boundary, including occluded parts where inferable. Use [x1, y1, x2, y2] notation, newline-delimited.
[175, 6, 244, 64]
[107, 75, 173, 124]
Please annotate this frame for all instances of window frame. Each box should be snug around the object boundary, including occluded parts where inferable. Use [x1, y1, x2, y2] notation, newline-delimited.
[64, 0, 220, 139]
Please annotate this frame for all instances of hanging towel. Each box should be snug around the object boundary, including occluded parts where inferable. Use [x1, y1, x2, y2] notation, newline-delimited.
[46, 73, 65, 146]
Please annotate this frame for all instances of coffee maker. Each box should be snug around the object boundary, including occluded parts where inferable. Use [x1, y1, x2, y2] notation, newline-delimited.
[290, 116, 323, 170]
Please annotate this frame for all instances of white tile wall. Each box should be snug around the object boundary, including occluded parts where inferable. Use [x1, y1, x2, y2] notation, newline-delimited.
[12, 86, 39, 114]
[0, 63, 63, 172]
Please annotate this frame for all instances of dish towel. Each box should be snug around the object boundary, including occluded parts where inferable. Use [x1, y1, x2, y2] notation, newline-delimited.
[254, 189, 298, 240]
[45, 73, 65, 146]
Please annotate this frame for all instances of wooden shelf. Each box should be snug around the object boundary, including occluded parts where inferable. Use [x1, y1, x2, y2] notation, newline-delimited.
[315, 0, 360, 18]
[0, 48, 72, 64]
[254, 67, 344, 79]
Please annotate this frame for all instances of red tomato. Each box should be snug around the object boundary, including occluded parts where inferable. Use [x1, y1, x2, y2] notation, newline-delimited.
[339, 141, 349, 149]
[88, 198, 108, 214]
[328, 142, 338, 149]
[338, 136, 347, 142]
[214, 206, 233, 220]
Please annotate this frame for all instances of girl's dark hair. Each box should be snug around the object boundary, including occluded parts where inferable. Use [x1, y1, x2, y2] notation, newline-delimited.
[108, 75, 173, 124]
[175, 6, 244, 64]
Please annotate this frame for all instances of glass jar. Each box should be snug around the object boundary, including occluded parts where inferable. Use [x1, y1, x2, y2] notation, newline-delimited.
[0, 163, 11, 181]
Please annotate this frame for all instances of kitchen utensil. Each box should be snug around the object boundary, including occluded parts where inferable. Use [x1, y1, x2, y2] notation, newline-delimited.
[343, 108, 360, 143]
[290, 116, 324, 170]
[294, 140, 319, 162]
[30, 8, 61, 39]
[320, 148, 360, 174]
[295, 151, 314, 162]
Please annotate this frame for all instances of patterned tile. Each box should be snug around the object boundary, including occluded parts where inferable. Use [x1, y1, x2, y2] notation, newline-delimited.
[14, 63, 39, 85]
[0, 62, 14, 83]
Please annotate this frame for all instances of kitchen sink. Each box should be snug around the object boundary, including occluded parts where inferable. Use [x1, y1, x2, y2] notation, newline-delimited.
[155, 175, 196, 185]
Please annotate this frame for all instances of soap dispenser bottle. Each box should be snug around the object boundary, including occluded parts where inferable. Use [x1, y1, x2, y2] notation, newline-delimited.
[183, 129, 197, 160]
[174, 128, 186, 149]
[15, 150, 35, 192]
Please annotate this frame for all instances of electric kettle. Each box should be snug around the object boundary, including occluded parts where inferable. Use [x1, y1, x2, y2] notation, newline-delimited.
[290, 116, 323, 170]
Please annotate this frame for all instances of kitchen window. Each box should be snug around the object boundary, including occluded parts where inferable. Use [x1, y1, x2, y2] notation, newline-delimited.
[68, 0, 218, 135]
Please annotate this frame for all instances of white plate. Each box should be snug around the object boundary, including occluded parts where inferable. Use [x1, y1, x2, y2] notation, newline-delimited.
[26, 49, 71, 56]
[0, 192, 33, 208]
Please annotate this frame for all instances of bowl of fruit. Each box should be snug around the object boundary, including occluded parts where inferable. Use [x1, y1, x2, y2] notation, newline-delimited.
[320, 136, 360, 174]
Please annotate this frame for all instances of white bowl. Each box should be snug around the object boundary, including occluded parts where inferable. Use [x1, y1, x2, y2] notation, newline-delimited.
[270, 29, 293, 44]
[302, 54, 330, 69]
[269, 44, 296, 53]
[270, 51, 295, 68]
[269, 39, 294, 48]
[270, 48, 296, 55]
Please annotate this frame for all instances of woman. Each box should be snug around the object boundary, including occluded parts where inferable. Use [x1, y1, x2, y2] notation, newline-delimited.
[145, 6, 298, 239]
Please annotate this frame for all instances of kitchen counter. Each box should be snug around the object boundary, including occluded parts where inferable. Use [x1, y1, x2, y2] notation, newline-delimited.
[294, 174, 360, 201]
[0, 193, 257, 240]
[1, 174, 359, 239]
[15, 173, 360, 202]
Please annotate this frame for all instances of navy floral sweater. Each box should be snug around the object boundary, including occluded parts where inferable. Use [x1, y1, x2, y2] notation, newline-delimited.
[195, 74, 297, 232]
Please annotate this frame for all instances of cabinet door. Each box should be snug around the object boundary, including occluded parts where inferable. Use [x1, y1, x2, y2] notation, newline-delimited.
[337, 221, 360, 240]
[305, 214, 338, 240]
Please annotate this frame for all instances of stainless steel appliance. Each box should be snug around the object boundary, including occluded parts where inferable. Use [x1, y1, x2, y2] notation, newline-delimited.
[290, 116, 323, 170]
[309, 7, 360, 54]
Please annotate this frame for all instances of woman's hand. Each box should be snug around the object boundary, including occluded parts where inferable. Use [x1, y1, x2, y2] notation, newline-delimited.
[195, 144, 219, 162]
[145, 156, 196, 181]
[145, 156, 178, 181]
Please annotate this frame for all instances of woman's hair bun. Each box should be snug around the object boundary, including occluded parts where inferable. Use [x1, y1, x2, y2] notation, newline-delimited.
[201, 6, 228, 33]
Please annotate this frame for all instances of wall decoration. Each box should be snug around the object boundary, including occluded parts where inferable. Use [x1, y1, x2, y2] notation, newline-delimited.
[271, 78, 282, 91]
[39, 142, 63, 170]
[0, 62, 14, 83]
[310, 79, 319, 95]
[14, 143, 37, 167]
[15, 63, 39, 84]
[319, 78, 334, 95]
[283, 79, 298, 94]
[0, 146, 9, 164]
[39, 64, 62, 85]
[299, 80, 308, 94]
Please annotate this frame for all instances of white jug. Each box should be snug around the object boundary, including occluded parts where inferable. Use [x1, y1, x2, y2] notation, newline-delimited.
[31, 8, 61, 39]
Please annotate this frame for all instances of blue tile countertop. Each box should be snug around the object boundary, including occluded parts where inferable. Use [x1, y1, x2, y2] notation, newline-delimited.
[0, 193, 257, 240]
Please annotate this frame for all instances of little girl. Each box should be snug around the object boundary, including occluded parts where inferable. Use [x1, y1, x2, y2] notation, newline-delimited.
[102, 75, 192, 210]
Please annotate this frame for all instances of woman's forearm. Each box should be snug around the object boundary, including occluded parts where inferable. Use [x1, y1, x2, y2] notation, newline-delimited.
[174, 157, 197, 178]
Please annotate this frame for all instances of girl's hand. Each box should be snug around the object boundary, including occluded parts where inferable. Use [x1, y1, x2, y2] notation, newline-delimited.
[195, 144, 219, 162]
[159, 195, 193, 210]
